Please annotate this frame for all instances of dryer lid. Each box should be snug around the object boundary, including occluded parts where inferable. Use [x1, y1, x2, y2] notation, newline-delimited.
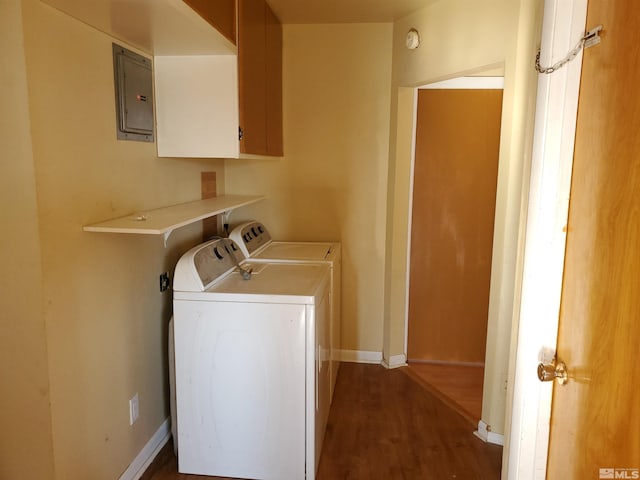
[253, 242, 335, 261]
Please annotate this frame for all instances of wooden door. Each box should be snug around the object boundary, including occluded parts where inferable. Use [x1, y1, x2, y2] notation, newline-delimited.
[407, 89, 503, 363]
[547, 0, 640, 477]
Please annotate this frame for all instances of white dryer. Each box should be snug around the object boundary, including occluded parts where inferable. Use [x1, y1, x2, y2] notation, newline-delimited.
[229, 221, 341, 400]
[172, 238, 331, 480]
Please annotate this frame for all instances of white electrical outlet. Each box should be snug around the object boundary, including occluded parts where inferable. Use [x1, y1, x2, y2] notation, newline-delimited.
[129, 393, 139, 425]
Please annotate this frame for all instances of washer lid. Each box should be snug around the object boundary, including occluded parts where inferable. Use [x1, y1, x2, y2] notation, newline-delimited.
[214, 262, 327, 293]
[174, 261, 330, 304]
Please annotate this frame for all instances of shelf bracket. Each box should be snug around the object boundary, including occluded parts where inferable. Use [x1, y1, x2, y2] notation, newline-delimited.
[163, 229, 173, 248]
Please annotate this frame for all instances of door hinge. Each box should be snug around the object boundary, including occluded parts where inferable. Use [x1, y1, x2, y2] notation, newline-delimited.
[239, 126, 244, 141]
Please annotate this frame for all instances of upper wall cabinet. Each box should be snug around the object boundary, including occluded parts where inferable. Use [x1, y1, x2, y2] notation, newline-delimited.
[238, 0, 283, 156]
[156, 0, 283, 158]
[41, 0, 283, 159]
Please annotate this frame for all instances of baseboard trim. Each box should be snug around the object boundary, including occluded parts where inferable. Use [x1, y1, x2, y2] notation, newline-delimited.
[339, 349, 383, 364]
[408, 358, 485, 368]
[118, 417, 171, 480]
[382, 354, 408, 369]
[474, 420, 505, 446]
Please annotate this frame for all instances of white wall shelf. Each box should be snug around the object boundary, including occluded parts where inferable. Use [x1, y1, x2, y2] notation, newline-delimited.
[83, 195, 265, 244]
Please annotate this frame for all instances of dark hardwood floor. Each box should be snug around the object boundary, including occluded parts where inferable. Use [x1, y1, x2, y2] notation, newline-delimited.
[142, 363, 502, 480]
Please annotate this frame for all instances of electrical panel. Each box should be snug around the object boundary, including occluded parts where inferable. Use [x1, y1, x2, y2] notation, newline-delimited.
[113, 43, 154, 142]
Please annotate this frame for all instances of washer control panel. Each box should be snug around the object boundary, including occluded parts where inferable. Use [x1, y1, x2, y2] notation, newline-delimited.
[192, 239, 243, 288]
[175, 238, 249, 292]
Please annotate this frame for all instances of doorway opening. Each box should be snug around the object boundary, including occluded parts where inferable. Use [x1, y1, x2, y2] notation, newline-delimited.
[405, 76, 504, 426]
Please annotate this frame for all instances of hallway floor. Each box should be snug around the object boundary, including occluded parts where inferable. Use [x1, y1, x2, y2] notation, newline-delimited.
[142, 363, 502, 480]
[404, 362, 485, 426]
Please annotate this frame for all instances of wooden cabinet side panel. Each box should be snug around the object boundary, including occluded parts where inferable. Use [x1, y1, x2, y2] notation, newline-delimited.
[182, 0, 236, 45]
[238, 0, 268, 154]
[265, 3, 283, 156]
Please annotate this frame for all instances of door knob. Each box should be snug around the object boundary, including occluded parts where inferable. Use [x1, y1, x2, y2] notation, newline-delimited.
[537, 358, 568, 385]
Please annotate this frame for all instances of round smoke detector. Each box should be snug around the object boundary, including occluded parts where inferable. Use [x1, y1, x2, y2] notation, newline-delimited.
[406, 28, 421, 50]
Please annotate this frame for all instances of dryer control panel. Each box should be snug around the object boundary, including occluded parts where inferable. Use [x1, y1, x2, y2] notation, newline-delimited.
[229, 221, 272, 257]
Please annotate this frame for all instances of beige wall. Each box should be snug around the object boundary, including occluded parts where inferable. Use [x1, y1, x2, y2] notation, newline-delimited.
[13, 0, 225, 477]
[225, 23, 393, 353]
[2, 0, 542, 475]
[384, 0, 541, 435]
[0, 1, 55, 478]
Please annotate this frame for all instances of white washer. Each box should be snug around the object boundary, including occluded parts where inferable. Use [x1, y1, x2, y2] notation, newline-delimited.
[172, 238, 330, 480]
[229, 221, 341, 400]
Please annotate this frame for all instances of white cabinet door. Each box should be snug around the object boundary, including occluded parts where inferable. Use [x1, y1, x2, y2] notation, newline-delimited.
[155, 55, 239, 158]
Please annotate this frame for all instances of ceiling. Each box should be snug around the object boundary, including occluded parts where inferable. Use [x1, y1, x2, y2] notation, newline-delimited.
[266, 0, 437, 24]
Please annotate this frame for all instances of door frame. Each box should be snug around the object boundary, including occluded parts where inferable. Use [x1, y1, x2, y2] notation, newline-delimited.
[504, 0, 587, 478]
[403, 77, 505, 437]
